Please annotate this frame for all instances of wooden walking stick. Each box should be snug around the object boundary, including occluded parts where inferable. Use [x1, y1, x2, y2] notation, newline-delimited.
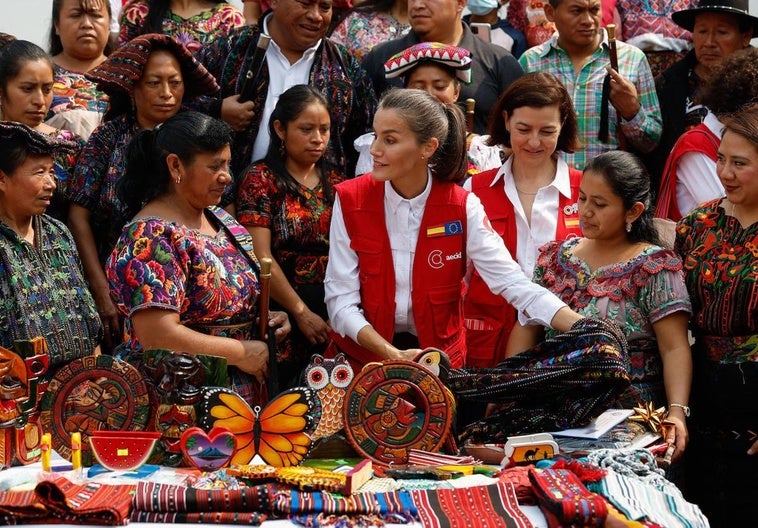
[606, 24, 627, 150]
[465, 98, 476, 134]
[257, 258, 279, 397]
[239, 34, 272, 104]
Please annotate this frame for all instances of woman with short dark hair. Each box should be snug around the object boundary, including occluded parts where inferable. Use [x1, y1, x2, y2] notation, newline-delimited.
[0, 121, 100, 377]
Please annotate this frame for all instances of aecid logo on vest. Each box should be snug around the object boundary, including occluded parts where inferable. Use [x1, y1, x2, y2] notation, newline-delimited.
[427, 250, 462, 269]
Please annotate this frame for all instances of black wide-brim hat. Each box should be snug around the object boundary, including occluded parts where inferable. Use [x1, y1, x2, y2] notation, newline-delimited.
[672, 0, 758, 36]
[0, 121, 78, 156]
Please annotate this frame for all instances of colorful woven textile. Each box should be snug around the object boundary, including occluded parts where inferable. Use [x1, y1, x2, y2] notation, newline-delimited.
[132, 482, 271, 513]
[0, 476, 134, 525]
[529, 468, 608, 527]
[275, 488, 417, 521]
[411, 481, 533, 528]
[384, 42, 472, 83]
[130, 511, 266, 524]
[0, 121, 78, 156]
[590, 469, 709, 528]
[86, 33, 218, 98]
[0, 489, 46, 525]
[448, 318, 630, 443]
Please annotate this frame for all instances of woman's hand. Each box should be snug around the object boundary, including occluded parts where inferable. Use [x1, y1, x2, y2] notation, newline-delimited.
[748, 439, 758, 456]
[236, 340, 269, 384]
[294, 309, 331, 345]
[94, 286, 121, 350]
[267, 310, 291, 344]
[386, 347, 423, 361]
[663, 411, 689, 462]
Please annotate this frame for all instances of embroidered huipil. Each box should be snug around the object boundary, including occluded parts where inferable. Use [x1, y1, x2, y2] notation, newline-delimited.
[520, 31, 662, 171]
[119, 0, 245, 53]
[535, 238, 691, 406]
[0, 216, 100, 376]
[106, 208, 262, 404]
[67, 114, 136, 264]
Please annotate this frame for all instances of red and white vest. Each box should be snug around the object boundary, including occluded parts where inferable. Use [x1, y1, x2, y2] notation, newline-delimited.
[655, 124, 719, 222]
[463, 167, 582, 367]
[331, 175, 469, 368]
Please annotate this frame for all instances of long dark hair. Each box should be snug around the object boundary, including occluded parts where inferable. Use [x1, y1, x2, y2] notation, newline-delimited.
[49, 0, 112, 56]
[378, 88, 467, 183]
[119, 111, 233, 216]
[584, 151, 661, 245]
[143, 0, 228, 34]
[0, 40, 54, 93]
[263, 85, 335, 204]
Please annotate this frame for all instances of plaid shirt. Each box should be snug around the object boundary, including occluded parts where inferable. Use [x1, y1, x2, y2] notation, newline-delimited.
[520, 31, 662, 171]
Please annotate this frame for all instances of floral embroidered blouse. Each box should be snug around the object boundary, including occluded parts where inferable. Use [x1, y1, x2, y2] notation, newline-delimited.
[119, 0, 245, 53]
[106, 212, 260, 343]
[330, 10, 410, 63]
[106, 208, 263, 403]
[676, 199, 758, 363]
[236, 162, 341, 293]
[46, 64, 109, 140]
[535, 238, 691, 407]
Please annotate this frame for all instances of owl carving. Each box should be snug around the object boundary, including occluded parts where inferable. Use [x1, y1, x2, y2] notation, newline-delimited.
[304, 353, 354, 441]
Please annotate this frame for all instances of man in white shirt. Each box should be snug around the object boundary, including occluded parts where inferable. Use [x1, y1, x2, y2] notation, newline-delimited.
[194, 0, 377, 176]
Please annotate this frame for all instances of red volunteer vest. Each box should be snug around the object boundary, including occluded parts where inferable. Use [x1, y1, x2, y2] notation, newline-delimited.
[463, 167, 582, 367]
[655, 124, 719, 222]
[331, 175, 469, 368]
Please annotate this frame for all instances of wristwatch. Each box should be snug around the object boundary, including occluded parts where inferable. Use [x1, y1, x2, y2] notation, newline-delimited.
[668, 403, 691, 417]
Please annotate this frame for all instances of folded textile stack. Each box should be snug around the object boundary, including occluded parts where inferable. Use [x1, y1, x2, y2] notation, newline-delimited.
[0, 476, 134, 525]
[449, 318, 631, 443]
[130, 481, 419, 526]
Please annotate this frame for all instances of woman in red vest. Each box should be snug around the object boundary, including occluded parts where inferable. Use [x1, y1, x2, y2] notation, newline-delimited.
[324, 88, 583, 369]
[463, 72, 583, 368]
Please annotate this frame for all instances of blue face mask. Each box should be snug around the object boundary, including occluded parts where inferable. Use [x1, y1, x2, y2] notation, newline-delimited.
[467, 0, 498, 16]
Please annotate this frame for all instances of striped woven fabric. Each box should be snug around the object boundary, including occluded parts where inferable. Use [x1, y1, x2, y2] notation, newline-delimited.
[449, 318, 631, 443]
[0, 477, 134, 526]
[411, 481, 533, 528]
[130, 511, 266, 524]
[132, 482, 271, 513]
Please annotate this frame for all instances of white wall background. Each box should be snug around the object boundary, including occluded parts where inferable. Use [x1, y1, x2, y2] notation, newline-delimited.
[0, 0, 756, 50]
[0, 0, 245, 49]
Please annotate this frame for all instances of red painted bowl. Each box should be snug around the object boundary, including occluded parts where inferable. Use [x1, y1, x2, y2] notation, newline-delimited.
[88, 430, 162, 471]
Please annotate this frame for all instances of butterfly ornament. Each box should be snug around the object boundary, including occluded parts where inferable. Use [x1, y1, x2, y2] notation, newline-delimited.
[197, 387, 322, 466]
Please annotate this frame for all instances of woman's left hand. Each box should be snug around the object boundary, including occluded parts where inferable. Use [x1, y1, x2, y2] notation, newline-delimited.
[267, 310, 291, 344]
[663, 412, 688, 462]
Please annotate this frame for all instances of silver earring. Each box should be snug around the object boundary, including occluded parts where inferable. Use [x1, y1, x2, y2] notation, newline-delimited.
[625, 221, 632, 233]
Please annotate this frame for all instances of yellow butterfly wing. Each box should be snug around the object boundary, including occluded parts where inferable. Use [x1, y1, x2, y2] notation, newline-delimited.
[256, 389, 320, 467]
[199, 387, 321, 467]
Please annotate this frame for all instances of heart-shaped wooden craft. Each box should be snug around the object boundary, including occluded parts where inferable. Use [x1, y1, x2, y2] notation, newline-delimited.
[180, 426, 237, 471]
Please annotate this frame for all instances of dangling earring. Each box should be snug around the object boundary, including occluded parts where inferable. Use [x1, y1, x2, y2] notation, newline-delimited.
[279, 142, 286, 158]
[625, 221, 632, 233]
[175, 176, 181, 185]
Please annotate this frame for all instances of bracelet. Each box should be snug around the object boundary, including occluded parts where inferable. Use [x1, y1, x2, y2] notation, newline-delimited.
[668, 403, 690, 417]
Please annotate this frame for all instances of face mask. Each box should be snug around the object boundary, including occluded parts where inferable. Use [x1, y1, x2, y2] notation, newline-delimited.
[468, 0, 498, 16]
